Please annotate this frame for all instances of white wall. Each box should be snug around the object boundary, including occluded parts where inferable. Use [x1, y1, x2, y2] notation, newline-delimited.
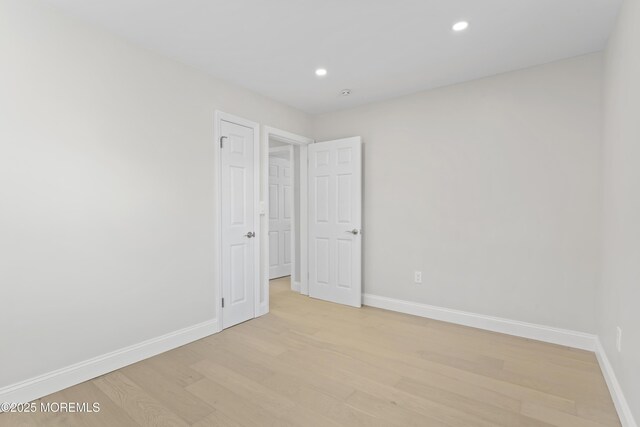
[600, 0, 640, 421]
[313, 54, 603, 333]
[0, 0, 310, 389]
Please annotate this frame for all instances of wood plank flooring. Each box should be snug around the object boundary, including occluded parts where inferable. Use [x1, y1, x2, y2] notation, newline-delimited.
[1, 277, 620, 426]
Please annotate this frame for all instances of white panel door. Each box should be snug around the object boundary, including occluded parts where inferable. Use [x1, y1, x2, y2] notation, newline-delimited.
[269, 155, 292, 279]
[221, 119, 255, 329]
[308, 137, 362, 307]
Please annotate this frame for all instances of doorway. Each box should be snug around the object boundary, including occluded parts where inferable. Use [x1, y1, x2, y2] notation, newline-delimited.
[261, 131, 364, 311]
[260, 127, 314, 315]
[268, 143, 293, 280]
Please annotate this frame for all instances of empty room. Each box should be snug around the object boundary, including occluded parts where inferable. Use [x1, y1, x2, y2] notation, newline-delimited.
[1, 0, 638, 426]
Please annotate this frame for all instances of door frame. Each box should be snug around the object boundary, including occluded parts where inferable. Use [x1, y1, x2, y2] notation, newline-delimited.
[269, 145, 293, 155]
[261, 127, 314, 314]
[214, 110, 261, 330]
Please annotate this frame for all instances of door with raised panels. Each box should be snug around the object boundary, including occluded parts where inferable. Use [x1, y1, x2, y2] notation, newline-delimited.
[308, 137, 362, 307]
[269, 154, 293, 279]
[220, 119, 255, 328]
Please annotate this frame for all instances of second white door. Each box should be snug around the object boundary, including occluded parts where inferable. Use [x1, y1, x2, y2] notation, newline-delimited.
[269, 153, 293, 279]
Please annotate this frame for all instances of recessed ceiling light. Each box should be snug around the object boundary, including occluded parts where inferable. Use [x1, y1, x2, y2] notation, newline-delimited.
[452, 21, 469, 32]
[315, 68, 327, 77]
[341, 89, 351, 96]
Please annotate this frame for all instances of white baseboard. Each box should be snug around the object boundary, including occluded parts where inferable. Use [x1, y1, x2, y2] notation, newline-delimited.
[595, 339, 638, 427]
[0, 319, 219, 406]
[292, 281, 301, 292]
[362, 294, 597, 351]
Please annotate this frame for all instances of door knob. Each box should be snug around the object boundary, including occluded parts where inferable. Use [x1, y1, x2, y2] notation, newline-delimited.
[244, 231, 255, 238]
[345, 229, 360, 235]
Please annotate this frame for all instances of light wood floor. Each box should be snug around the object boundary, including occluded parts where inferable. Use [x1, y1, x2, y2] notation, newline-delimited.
[3, 277, 620, 426]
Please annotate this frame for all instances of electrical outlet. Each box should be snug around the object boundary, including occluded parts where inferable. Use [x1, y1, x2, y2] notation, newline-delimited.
[616, 327, 622, 353]
[414, 271, 422, 284]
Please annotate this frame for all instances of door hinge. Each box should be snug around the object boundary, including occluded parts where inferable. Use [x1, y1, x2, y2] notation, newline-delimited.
[220, 136, 227, 148]
[221, 298, 225, 308]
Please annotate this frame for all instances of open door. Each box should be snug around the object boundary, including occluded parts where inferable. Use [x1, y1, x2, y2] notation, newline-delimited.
[308, 137, 362, 307]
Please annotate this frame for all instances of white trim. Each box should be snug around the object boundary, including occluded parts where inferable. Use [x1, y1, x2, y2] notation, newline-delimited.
[267, 127, 314, 146]
[257, 301, 269, 317]
[287, 145, 295, 293]
[214, 111, 261, 329]
[595, 339, 638, 427]
[299, 143, 309, 295]
[262, 126, 314, 307]
[292, 281, 301, 292]
[269, 145, 291, 154]
[0, 319, 219, 406]
[363, 294, 597, 351]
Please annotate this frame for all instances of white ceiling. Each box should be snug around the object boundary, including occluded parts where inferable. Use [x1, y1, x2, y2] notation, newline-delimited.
[43, 0, 621, 114]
